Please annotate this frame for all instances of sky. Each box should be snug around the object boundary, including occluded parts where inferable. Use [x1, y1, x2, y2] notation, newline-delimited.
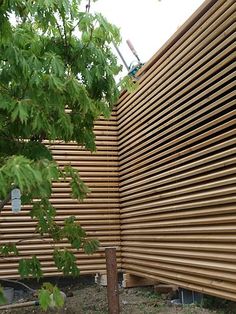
[92, 0, 205, 75]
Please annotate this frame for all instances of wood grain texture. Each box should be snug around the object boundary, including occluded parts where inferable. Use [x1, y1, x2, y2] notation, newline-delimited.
[0, 112, 121, 278]
[117, 0, 236, 301]
[0, 0, 235, 302]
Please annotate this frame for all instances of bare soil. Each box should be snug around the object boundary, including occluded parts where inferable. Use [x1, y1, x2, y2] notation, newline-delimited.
[1, 280, 233, 314]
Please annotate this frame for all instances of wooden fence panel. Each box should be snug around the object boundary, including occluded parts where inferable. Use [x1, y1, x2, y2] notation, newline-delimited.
[0, 0, 235, 303]
[0, 113, 121, 278]
[117, 0, 236, 301]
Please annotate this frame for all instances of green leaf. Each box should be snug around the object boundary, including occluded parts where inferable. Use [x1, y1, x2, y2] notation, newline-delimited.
[83, 239, 100, 255]
[38, 283, 64, 311]
[31, 256, 43, 280]
[18, 259, 30, 279]
[64, 165, 90, 200]
[18, 256, 42, 280]
[0, 286, 7, 305]
[30, 200, 57, 235]
[52, 286, 65, 308]
[31, 201, 62, 240]
[0, 243, 19, 256]
[38, 288, 51, 311]
[11, 100, 29, 124]
[53, 249, 80, 277]
[45, 52, 65, 77]
[22, 142, 53, 161]
[63, 216, 86, 249]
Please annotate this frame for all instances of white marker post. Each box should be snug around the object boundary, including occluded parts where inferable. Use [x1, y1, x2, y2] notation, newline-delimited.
[11, 188, 21, 213]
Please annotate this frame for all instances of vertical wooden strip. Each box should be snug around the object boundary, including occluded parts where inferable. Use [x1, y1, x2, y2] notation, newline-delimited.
[105, 247, 120, 314]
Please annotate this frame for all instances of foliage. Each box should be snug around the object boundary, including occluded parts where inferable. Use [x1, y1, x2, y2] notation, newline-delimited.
[0, 243, 19, 256]
[0, 286, 6, 305]
[0, 0, 121, 205]
[38, 282, 65, 311]
[53, 249, 80, 277]
[83, 238, 100, 255]
[119, 75, 139, 93]
[18, 256, 43, 281]
[0, 0, 122, 309]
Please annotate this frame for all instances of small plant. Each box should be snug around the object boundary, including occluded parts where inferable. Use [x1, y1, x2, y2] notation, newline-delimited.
[38, 282, 65, 311]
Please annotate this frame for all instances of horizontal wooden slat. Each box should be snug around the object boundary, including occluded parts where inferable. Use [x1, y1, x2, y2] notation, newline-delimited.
[119, 38, 235, 150]
[123, 266, 236, 301]
[117, 0, 236, 302]
[117, 1, 234, 120]
[0, 109, 121, 279]
[1, 0, 235, 303]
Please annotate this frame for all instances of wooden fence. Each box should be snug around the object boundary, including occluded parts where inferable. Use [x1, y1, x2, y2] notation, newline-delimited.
[0, 0, 235, 302]
[117, 0, 236, 301]
[0, 112, 121, 278]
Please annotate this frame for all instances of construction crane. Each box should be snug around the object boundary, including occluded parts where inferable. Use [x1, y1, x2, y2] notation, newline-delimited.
[126, 39, 144, 77]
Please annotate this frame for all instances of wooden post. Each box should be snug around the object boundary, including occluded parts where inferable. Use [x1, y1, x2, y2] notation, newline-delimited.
[105, 247, 120, 314]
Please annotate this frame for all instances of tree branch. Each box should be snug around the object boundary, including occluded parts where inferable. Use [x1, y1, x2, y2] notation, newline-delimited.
[0, 192, 11, 212]
[55, 5, 70, 66]
[70, 15, 85, 34]
[54, 19, 64, 44]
